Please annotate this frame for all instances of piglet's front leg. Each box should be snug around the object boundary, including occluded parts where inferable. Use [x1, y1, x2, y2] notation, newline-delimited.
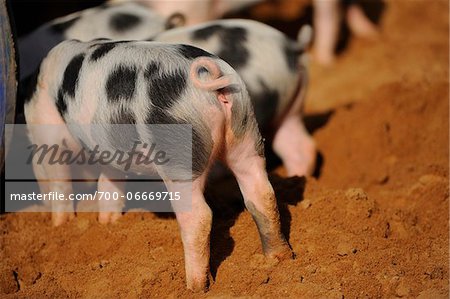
[170, 175, 213, 292]
[97, 169, 126, 224]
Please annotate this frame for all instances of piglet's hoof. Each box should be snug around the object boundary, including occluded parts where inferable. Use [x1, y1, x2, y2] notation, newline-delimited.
[52, 212, 75, 226]
[267, 244, 294, 261]
[187, 272, 213, 293]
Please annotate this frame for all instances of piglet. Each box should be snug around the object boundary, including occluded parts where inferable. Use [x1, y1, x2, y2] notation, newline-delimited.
[18, 2, 178, 80]
[152, 19, 316, 176]
[108, 0, 262, 25]
[24, 40, 292, 291]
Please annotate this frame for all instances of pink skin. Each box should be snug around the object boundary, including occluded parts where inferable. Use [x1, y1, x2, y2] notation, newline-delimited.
[169, 171, 214, 291]
[313, 0, 341, 65]
[97, 169, 126, 224]
[224, 134, 292, 261]
[26, 84, 77, 226]
[313, 0, 378, 65]
[346, 4, 379, 37]
[273, 59, 316, 177]
[273, 115, 316, 177]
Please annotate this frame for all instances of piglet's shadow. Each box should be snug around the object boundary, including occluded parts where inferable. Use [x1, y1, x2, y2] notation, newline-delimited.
[205, 173, 306, 279]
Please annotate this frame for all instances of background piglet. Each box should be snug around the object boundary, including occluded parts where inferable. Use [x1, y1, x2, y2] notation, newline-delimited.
[18, 2, 173, 81]
[152, 19, 316, 176]
[18, 3, 317, 177]
[109, 0, 263, 25]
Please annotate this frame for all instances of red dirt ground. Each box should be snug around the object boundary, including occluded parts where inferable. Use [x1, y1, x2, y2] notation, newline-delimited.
[1, 0, 448, 298]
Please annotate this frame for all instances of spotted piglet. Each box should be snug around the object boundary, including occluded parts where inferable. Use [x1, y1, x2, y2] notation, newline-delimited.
[152, 19, 315, 176]
[24, 40, 292, 291]
[19, 2, 178, 80]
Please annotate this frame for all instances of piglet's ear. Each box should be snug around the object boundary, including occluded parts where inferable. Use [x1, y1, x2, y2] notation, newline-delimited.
[165, 13, 186, 29]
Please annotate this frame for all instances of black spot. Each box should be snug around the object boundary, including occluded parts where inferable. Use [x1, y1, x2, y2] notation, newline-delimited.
[284, 41, 302, 72]
[108, 108, 140, 151]
[144, 61, 160, 78]
[111, 107, 137, 124]
[56, 88, 67, 116]
[145, 65, 186, 110]
[51, 16, 80, 34]
[145, 109, 174, 125]
[177, 44, 213, 60]
[217, 27, 249, 69]
[192, 24, 224, 40]
[110, 13, 141, 32]
[249, 80, 279, 134]
[145, 111, 210, 177]
[192, 25, 249, 69]
[62, 53, 85, 98]
[105, 65, 138, 102]
[90, 43, 117, 61]
[22, 67, 40, 104]
[191, 125, 211, 176]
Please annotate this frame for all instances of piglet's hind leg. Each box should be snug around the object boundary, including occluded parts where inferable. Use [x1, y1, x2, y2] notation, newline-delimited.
[226, 135, 292, 260]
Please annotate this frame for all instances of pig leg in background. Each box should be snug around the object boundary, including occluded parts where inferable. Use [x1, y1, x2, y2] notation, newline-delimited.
[44, 158, 75, 226]
[29, 137, 76, 226]
[97, 168, 126, 224]
[31, 153, 51, 195]
[26, 89, 76, 226]
[313, 0, 341, 65]
[169, 174, 213, 292]
[273, 115, 316, 177]
[226, 134, 293, 260]
[347, 4, 379, 37]
[273, 66, 316, 177]
[313, 0, 378, 65]
[29, 146, 75, 225]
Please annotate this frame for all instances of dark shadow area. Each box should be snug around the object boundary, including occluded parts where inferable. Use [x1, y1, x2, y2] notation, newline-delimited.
[231, 0, 386, 57]
[312, 151, 324, 179]
[353, 0, 386, 25]
[205, 173, 306, 279]
[10, 0, 105, 38]
[337, 0, 387, 54]
[303, 111, 335, 179]
[303, 110, 334, 135]
[227, 3, 313, 41]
